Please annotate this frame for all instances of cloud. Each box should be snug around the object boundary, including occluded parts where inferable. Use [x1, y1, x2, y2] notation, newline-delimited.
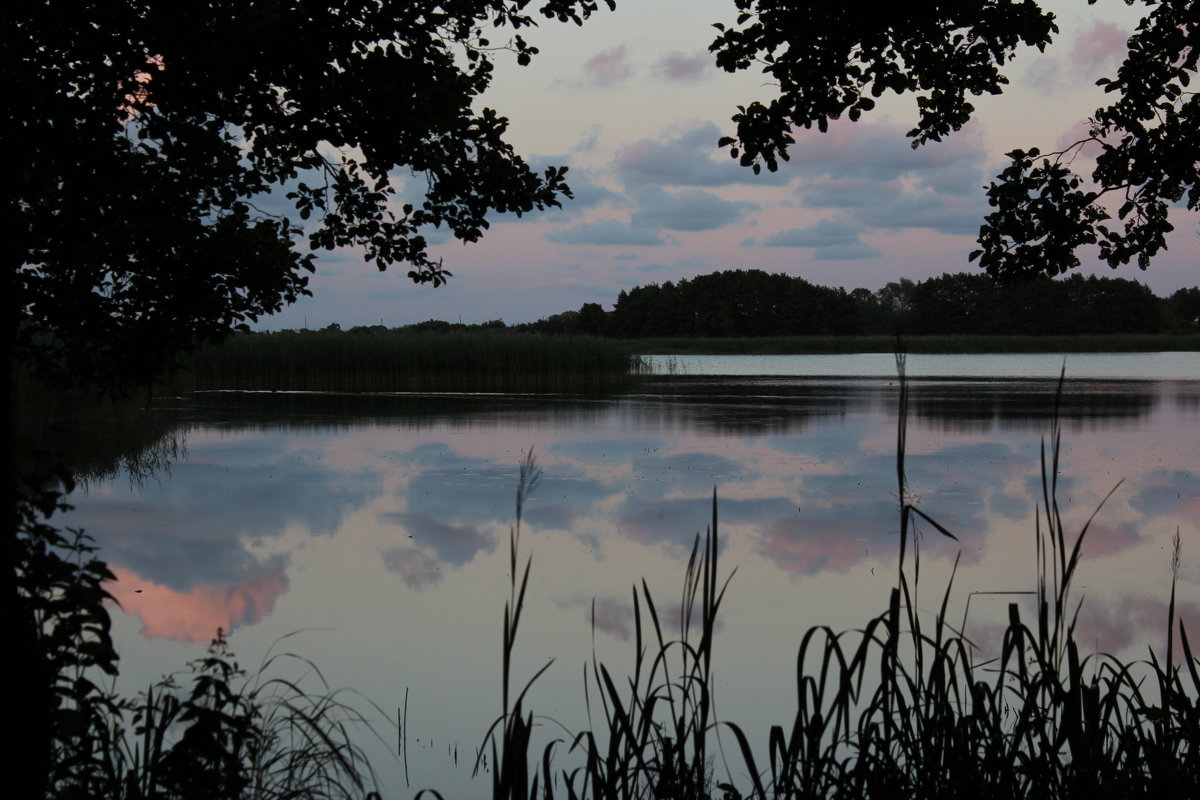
[758, 517, 875, 575]
[763, 219, 860, 247]
[784, 120, 992, 236]
[788, 120, 986, 186]
[813, 242, 884, 260]
[521, 473, 613, 529]
[1054, 119, 1117, 159]
[558, 596, 635, 640]
[72, 443, 382, 593]
[495, 159, 619, 222]
[653, 51, 712, 82]
[1072, 21, 1128, 78]
[1022, 20, 1130, 92]
[989, 489, 1032, 521]
[381, 546, 444, 590]
[546, 219, 669, 246]
[109, 564, 289, 643]
[1073, 593, 1200, 659]
[573, 126, 602, 152]
[1075, 521, 1143, 558]
[616, 122, 789, 187]
[618, 497, 724, 554]
[378, 513, 495, 566]
[847, 187, 988, 236]
[762, 219, 881, 259]
[581, 45, 633, 87]
[1130, 470, 1200, 526]
[630, 187, 757, 232]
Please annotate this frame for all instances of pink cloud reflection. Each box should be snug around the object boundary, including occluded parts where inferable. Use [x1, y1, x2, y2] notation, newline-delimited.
[109, 565, 288, 643]
[759, 518, 870, 576]
[1077, 521, 1142, 558]
[1074, 594, 1199, 662]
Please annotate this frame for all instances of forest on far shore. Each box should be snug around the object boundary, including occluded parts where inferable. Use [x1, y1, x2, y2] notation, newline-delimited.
[388, 270, 1199, 339]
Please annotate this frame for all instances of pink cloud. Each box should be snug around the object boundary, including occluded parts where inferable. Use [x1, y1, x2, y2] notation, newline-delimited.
[654, 51, 710, 82]
[758, 518, 870, 576]
[1072, 22, 1128, 78]
[1076, 521, 1142, 558]
[109, 565, 288, 643]
[1073, 594, 1199, 662]
[582, 45, 633, 87]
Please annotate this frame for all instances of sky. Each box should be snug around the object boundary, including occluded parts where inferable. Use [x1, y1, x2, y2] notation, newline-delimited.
[260, 0, 1198, 330]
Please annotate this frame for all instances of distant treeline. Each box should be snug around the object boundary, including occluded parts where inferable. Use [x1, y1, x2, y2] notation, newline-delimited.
[513, 270, 1199, 338]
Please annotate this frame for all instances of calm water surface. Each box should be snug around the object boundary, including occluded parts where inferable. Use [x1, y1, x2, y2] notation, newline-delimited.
[62, 353, 1199, 796]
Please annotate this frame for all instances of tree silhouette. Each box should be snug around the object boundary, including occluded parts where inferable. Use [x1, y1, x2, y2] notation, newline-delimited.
[11, 0, 614, 393]
[7, 3, 614, 796]
[710, 0, 1197, 280]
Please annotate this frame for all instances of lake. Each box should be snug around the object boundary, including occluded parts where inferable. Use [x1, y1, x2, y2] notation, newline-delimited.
[60, 352, 1199, 796]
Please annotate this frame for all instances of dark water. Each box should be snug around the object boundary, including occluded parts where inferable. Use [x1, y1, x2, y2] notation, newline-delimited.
[60, 355, 1200, 796]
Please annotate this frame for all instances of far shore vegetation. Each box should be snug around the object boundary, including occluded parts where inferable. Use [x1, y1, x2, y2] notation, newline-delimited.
[147, 269, 1197, 392]
[164, 269, 1196, 387]
[173, 328, 1199, 395]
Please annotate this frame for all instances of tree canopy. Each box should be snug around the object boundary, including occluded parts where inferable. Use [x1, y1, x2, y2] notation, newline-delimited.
[590, 268, 1187, 338]
[710, 0, 1198, 280]
[9, 0, 614, 392]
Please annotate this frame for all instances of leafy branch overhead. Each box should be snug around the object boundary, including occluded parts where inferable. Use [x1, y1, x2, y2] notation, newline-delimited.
[12, 1, 614, 391]
[710, 0, 1198, 280]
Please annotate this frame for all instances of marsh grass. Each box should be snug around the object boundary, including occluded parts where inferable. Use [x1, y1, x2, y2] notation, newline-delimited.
[174, 331, 641, 392]
[472, 360, 1198, 800]
[45, 625, 386, 800]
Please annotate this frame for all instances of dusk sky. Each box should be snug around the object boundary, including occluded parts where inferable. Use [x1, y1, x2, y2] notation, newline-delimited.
[261, 0, 1198, 330]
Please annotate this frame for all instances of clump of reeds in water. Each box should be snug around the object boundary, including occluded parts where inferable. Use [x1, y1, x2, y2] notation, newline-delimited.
[468, 361, 1198, 800]
[175, 330, 641, 393]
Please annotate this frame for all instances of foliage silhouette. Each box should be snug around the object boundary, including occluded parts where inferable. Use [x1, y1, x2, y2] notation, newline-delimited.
[594, 269, 1189, 338]
[710, 0, 1198, 280]
[9, 3, 615, 796]
[11, 0, 614, 394]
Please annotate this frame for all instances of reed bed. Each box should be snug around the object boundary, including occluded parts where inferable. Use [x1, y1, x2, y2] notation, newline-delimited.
[627, 333, 1200, 355]
[473, 363, 1198, 800]
[175, 331, 640, 392]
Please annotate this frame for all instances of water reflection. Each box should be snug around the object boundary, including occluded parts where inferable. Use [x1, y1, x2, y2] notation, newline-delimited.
[184, 375, 1177, 433]
[59, 369, 1199, 796]
[66, 375, 1198, 638]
